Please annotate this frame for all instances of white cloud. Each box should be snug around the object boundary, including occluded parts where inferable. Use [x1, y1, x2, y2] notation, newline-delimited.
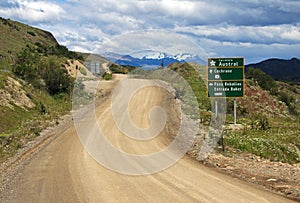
[0, 0, 65, 23]
[160, 0, 197, 16]
[281, 27, 300, 41]
[175, 24, 300, 44]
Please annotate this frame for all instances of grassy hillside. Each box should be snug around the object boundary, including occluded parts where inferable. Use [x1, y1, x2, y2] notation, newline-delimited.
[0, 69, 73, 161]
[0, 17, 58, 68]
[0, 17, 88, 163]
[0, 17, 83, 71]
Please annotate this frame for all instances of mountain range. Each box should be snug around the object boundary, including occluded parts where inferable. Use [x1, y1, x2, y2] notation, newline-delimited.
[103, 52, 205, 69]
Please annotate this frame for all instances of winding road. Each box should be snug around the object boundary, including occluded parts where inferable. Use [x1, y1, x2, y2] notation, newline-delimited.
[1, 76, 295, 203]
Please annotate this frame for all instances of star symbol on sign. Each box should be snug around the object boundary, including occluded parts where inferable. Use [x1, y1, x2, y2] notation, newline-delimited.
[210, 60, 216, 67]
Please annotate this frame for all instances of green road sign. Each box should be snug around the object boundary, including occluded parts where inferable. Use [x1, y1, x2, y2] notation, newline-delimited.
[208, 67, 244, 81]
[208, 58, 244, 67]
[208, 81, 244, 97]
[207, 57, 245, 98]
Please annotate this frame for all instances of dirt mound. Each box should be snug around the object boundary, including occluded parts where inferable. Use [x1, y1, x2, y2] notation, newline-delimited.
[0, 76, 35, 109]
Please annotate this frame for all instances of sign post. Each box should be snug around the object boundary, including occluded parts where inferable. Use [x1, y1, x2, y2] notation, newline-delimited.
[234, 98, 237, 125]
[207, 57, 245, 124]
[215, 100, 218, 118]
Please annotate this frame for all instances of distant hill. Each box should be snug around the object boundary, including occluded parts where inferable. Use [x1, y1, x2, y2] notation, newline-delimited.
[246, 58, 300, 83]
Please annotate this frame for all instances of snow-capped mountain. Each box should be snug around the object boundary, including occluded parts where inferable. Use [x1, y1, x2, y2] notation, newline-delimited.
[174, 53, 195, 61]
[140, 52, 196, 61]
[102, 52, 204, 68]
[141, 52, 169, 60]
[139, 52, 205, 64]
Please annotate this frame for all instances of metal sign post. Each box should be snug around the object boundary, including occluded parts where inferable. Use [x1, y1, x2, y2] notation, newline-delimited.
[234, 98, 237, 125]
[215, 100, 218, 118]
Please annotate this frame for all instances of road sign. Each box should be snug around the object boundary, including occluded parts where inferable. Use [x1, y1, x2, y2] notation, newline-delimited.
[207, 57, 244, 98]
[208, 81, 244, 97]
[208, 58, 244, 67]
[208, 67, 244, 81]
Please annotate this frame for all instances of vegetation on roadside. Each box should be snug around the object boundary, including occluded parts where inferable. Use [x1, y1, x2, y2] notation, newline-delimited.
[103, 72, 113, 80]
[13, 45, 74, 95]
[168, 62, 210, 111]
[224, 117, 300, 164]
[109, 64, 137, 74]
[0, 71, 72, 162]
[166, 62, 300, 164]
[223, 69, 300, 164]
[0, 17, 81, 163]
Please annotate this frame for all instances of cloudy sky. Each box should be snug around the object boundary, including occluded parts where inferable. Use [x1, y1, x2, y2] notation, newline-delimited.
[0, 0, 299, 63]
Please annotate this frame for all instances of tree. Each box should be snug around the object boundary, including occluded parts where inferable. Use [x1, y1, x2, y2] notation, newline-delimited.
[40, 57, 74, 95]
[13, 45, 40, 85]
[14, 46, 74, 95]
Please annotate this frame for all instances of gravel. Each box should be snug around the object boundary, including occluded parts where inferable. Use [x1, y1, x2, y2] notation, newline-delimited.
[199, 151, 300, 201]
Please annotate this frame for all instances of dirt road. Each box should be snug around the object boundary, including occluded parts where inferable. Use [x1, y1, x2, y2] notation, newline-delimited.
[1, 77, 296, 202]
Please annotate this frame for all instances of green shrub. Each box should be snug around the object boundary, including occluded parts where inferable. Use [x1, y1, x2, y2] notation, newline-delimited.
[246, 67, 277, 93]
[13, 47, 74, 95]
[251, 115, 270, 130]
[226, 129, 299, 163]
[103, 72, 112, 80]
[27, 31, 36, 36]
[109, 64, 124, 74]
[37, 102, 46, 114]
[277, 91, 297, 115]
[13, 45, 40, 84]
